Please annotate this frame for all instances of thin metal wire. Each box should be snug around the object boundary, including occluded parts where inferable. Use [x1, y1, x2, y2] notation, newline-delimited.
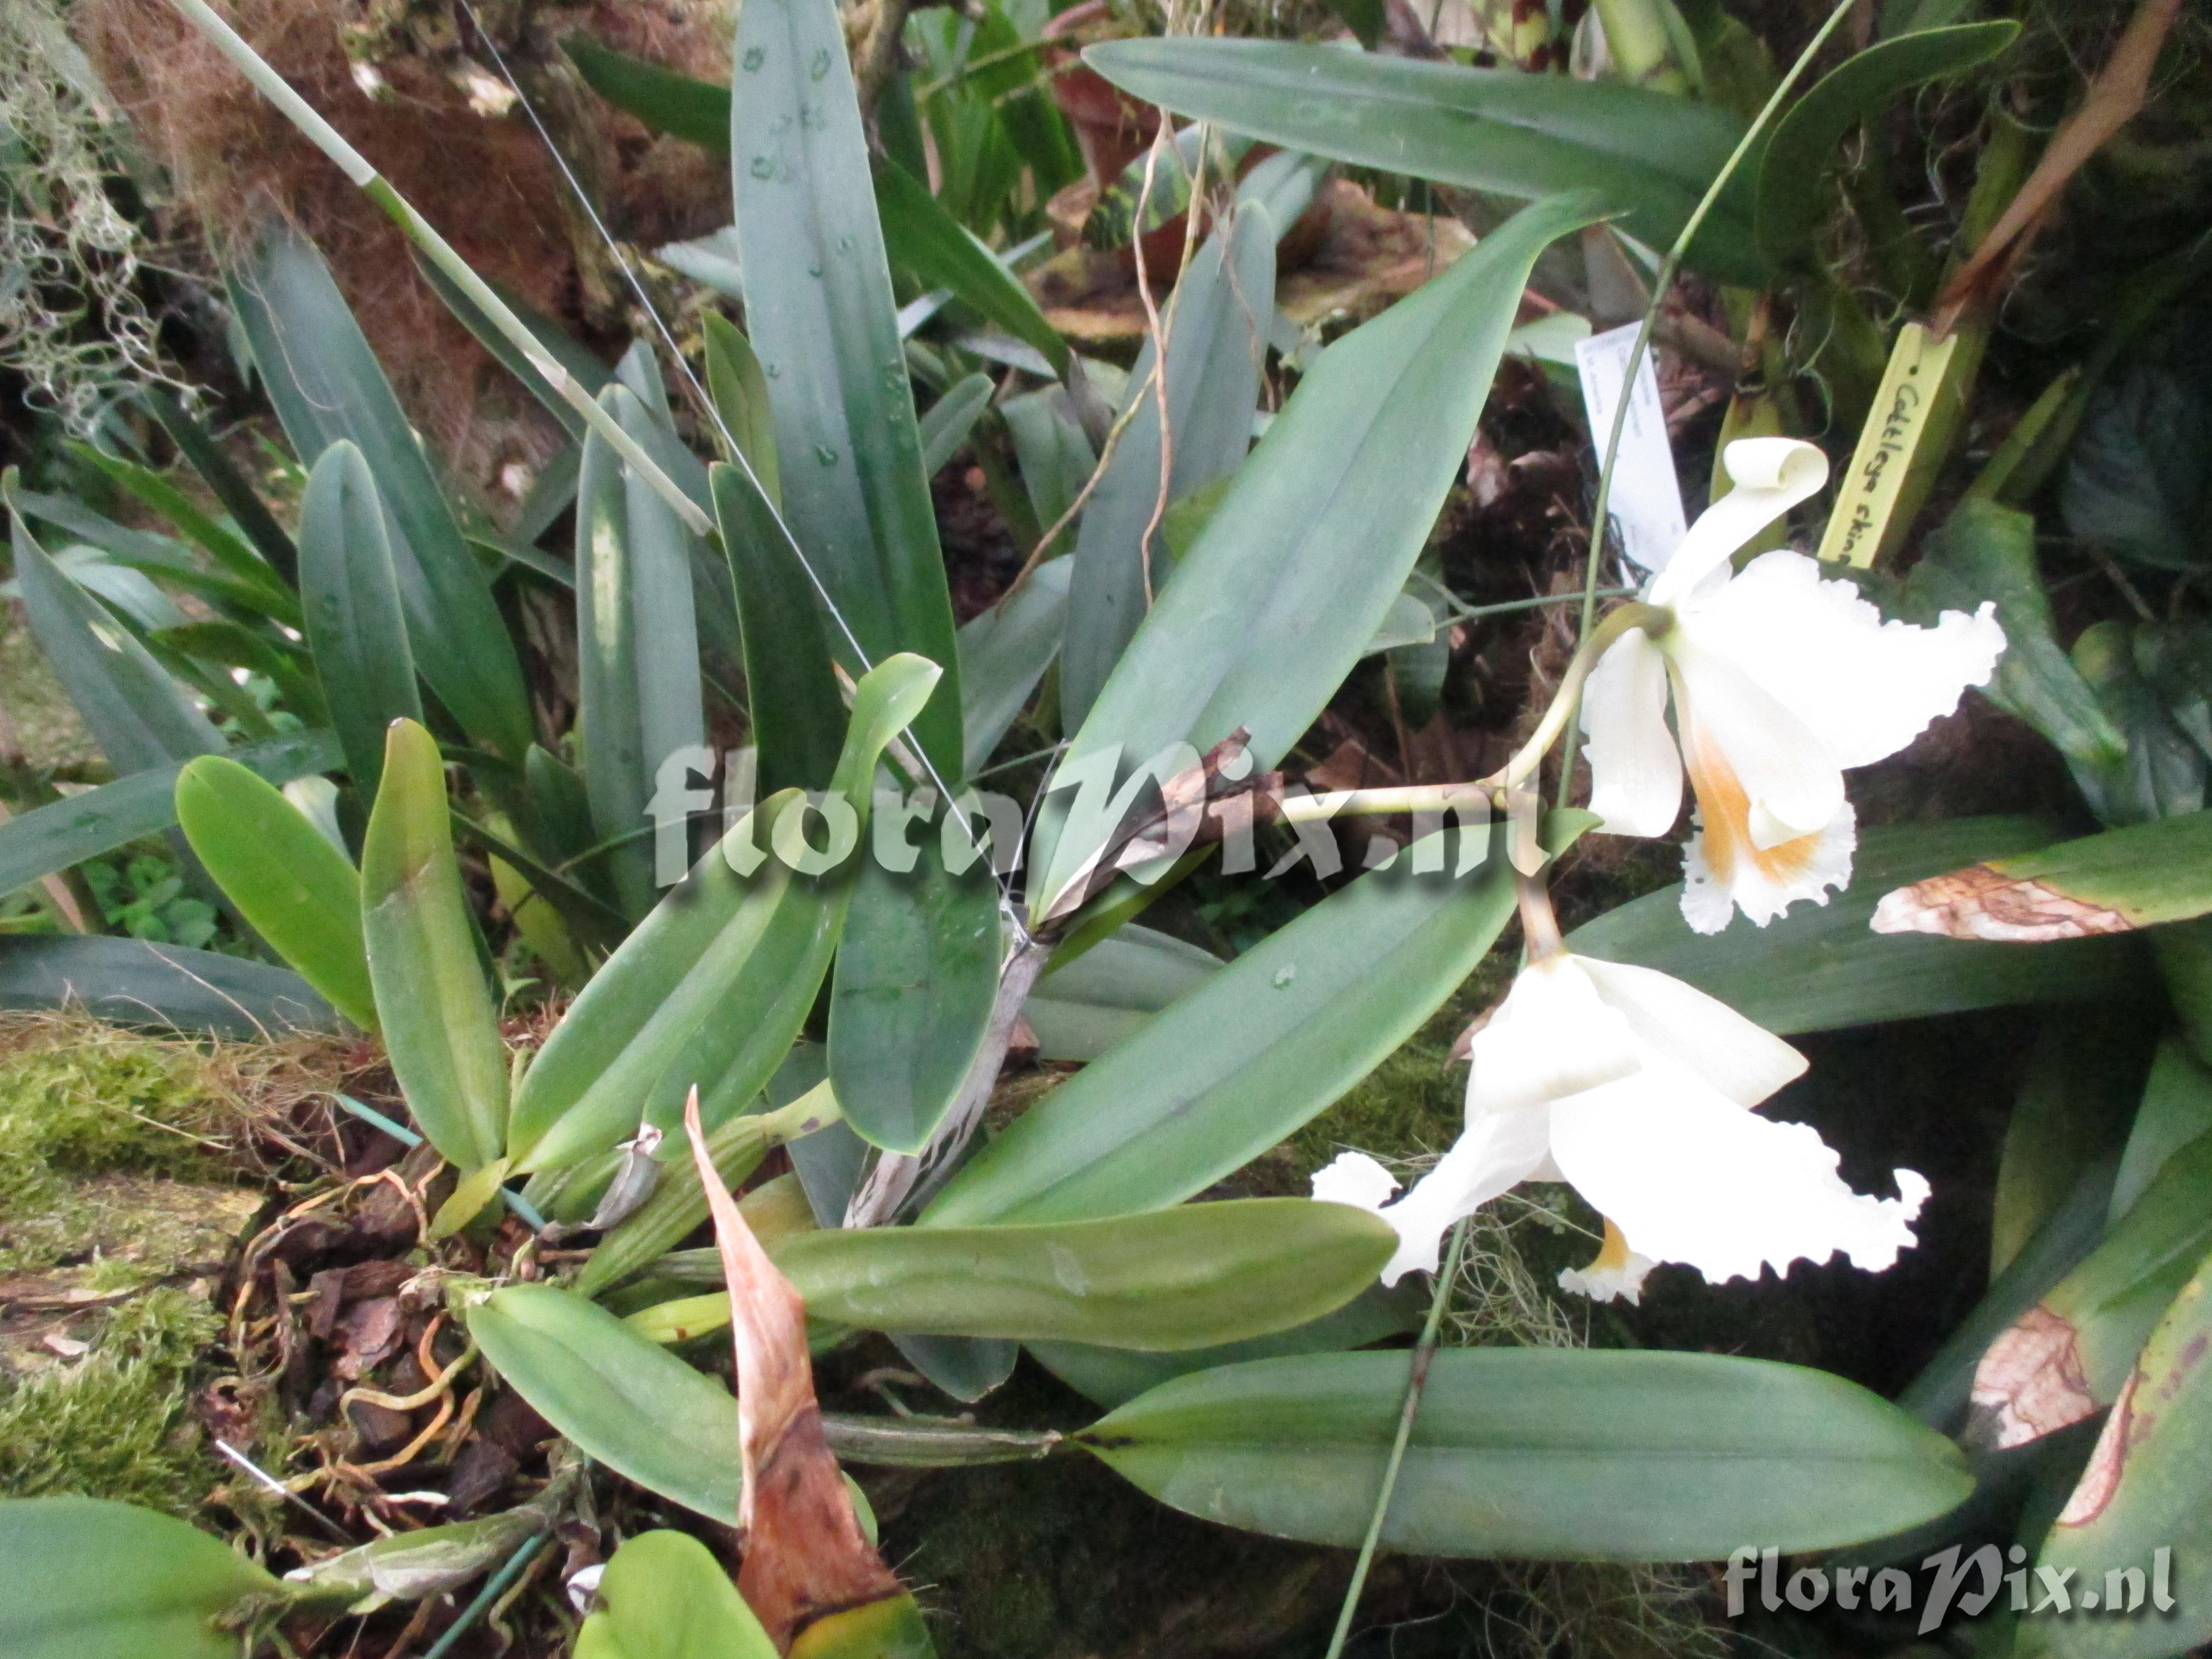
[453, 3, 1014, 914]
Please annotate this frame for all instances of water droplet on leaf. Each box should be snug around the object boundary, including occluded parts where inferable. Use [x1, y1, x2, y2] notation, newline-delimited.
[749, 156, 774, 179]
[742, 46, 765, 71]
[809, 48, 831, 80]
[815, 445, 838, 466]
[1272, 965, 1297, 989]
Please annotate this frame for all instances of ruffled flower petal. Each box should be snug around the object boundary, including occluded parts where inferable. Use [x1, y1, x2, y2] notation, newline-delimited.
[1681, 797, 1856, 934]
[1688, 551, 2005, 769]
[1581, 627, 1682, 839]
[1557, 1218, 1658, 1305]
[1310, 1149, 1401, 1213]
[1465, 957, 1640, 1117]
[1574, 956, 1807, 1107]
[1546, 1073, 1930, 1288]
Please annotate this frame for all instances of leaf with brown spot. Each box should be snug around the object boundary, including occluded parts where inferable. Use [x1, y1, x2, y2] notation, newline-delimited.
[1973, 1126, 2212, 1450]
[2030, 1267, 2212, 1659]
[1872, 810, 2212, 942]
[680, 1090, 932, 1657]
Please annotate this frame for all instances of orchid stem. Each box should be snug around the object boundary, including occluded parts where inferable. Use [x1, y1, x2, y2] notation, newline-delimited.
[1556, 0, 1864, 811]
[1487, 600, 1670, 794]
[1322, 1213, 1474, 1659]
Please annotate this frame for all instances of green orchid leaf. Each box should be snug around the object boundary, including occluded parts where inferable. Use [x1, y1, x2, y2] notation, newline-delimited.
[0, 1497, 290, 1659]
[1971, 1117, 2212, 1451]
[920, 373, 997, 481]
[873, 158, 1067, 375]
[468, 1283, 745, 1524]
[0, 729, 338, 907]
[298, 440, 423, 795]
[927, 814, 1579, 1227]
[228, 223, 533, 760]
[1060, 202, 1275, 730]
[0, 936, 337, 1036]
[1081, 1348, 1973, 1558]
[140, 385, 300, 584]
[957, 555, 1071, 777]
[709, 462, 843, 795]
[505, 655, 938, 1176]
[732, 0, 964, 779]
[1030, 1281, 1424, 1408]
[2027, 1256, 2212, 1659]
[830, 839, 1002, 1154]
[176, 755, 376, 1031]
[626, 1198, 1394, 1349]
[65, 441, 300, 626]
[1875, 809, 2212, 942]
[702, 313, 781, 509]
[1080, 40, 1758, 283]
[6, 492, 223, 775]
[1031, 192, 1602, 914]
[1021, 922, 1221, 1063]
[577, 382, 709, 921]
[1755, 23, 2018, 271]
[2110, 1038, 2212, 1224]
[574, 1531, 776, 1659]
[1569, 818, 2153, 1034]
[361, 718, 509, 1171]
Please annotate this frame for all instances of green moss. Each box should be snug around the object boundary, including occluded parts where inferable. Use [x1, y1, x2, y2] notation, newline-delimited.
[0, 1021, 235, 1274]
[0, 1288, 220, 1513]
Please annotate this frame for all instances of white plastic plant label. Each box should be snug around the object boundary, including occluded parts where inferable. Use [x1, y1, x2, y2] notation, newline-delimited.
[1573, 321, 1687, 576]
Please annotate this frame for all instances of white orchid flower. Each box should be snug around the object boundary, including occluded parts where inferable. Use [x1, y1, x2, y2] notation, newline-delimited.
[1580, 438, 2006, 933]
[1311, 951, 1929, 1303]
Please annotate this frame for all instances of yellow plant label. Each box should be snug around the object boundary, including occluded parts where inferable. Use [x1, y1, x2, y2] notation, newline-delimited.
[1816, 321, 1960, 568]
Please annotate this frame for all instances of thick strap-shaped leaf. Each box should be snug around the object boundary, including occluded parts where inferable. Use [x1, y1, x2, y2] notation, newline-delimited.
[1081, 1348, 1973, 1559]
[0, 935, 337, 1037]
[1082, 39, 1758, 283]
[176, 755, 376, 1031]
[298, 441, 423, 795]
[228, 223, 532, 760]
[1061, 203, 1275, 730]
[872, 156, 1067, 376]
[361, 719, 509, 1171]
[575, 1532, 777, 1659]
[1030, 192, 1603, 914]
[505, 656, 939, 1175]
[709, 462, 843, 794]
[1570, 818, 2154, 1034]
[732, 0, 963, 779]
[927, 813, 1584, 1227]
[577, 383, 708, 920]
[7, 494, 222, 775]
[0, 728, 338, 903]
[0, 1497, 289, 1659]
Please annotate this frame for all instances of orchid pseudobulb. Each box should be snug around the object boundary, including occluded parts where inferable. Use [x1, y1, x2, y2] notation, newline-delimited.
[1312, 953, 1928, 1304]
[1580, 439, 2006, 933]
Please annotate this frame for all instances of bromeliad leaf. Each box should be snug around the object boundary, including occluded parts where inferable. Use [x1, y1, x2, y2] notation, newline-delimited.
[361, 719, 509, 1173]
[1080, 1348, 1973, 1558]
